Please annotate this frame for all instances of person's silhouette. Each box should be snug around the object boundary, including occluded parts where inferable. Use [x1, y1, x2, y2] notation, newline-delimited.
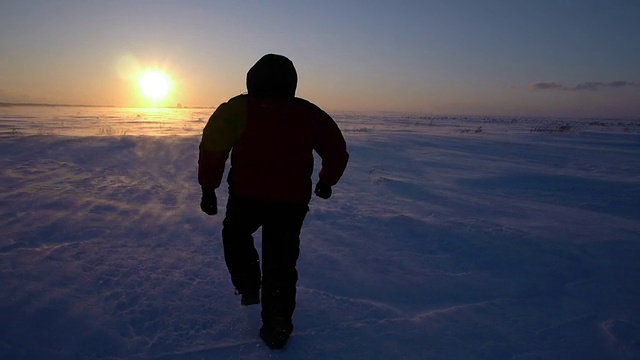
[198, 54, 349, 349]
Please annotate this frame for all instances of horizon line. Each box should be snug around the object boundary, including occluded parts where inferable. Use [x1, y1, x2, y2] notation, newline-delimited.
[0, 101, 215, 110]
[1, 101, 638, 121]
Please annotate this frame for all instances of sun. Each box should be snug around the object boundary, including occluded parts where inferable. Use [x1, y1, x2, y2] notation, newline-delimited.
[138, 70, 171, 102]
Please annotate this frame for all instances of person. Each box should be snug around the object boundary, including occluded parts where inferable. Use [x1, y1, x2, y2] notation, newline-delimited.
[198, 54, 349, 349]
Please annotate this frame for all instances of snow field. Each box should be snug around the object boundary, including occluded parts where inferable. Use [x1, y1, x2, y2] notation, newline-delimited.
[1, 108, 639, 358]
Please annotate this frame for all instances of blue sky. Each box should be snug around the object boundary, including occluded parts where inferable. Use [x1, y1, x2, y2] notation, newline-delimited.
[1, 0, 639, 117]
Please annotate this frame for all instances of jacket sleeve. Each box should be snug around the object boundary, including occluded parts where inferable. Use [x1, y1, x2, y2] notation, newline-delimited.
[312, 110, 349, 186]
[198, 98, 244, 190]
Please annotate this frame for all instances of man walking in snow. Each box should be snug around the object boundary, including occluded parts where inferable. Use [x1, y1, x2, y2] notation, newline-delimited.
[198, 54, 349, 349]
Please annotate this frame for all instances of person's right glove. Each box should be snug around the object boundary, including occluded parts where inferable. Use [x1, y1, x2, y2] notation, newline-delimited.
[314, 181, 332, 199]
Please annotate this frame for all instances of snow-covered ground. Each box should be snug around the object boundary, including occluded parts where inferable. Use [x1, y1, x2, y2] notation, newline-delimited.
[1, 106, 639, 359]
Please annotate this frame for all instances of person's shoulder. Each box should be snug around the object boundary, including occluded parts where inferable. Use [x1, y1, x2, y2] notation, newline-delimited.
[292, 97, 329, 116]
[291, 97, 317, 108]
[226, 94, 249, 107]
[215, 94, 248, 113]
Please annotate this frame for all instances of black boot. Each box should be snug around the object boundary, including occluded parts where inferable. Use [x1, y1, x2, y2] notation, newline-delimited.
[229, 262, 261, 306]
[259, 317, 293, 349]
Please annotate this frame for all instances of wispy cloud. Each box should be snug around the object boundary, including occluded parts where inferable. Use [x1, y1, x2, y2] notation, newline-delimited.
[528, 82, 568, 91]
[528, 81, 639, 91]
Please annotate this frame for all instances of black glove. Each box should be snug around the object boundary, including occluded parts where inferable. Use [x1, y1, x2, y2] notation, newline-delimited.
[314, 181, 332, 199]
[200, 188, 218, 215]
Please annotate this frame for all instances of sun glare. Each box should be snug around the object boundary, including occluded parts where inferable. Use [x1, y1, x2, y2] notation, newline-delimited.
[138, 70, 171, 102]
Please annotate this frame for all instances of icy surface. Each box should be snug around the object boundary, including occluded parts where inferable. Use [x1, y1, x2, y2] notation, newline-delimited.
[1, 106, 639, 359]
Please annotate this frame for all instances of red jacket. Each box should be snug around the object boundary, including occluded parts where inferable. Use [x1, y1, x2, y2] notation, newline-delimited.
[198, 94, 348, 205]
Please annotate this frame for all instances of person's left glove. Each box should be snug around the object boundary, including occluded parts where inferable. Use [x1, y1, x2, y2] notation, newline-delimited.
[314, 181, 332, 199]
[200, 187, 218, 215]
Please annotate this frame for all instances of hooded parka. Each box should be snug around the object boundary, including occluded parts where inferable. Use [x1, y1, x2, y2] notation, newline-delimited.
[198, 54, 349, 205]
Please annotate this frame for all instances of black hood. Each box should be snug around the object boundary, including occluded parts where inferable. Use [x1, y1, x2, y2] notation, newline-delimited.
[246, 54, 297, 98]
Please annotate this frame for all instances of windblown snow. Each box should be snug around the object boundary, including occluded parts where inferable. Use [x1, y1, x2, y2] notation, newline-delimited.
[1, 106, 639, 359]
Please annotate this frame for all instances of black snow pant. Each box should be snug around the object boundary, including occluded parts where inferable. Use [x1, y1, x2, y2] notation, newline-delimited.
[221, 196, 308, 326]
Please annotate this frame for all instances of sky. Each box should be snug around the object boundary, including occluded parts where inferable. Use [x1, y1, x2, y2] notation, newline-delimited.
[1, 0, 639, 117]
